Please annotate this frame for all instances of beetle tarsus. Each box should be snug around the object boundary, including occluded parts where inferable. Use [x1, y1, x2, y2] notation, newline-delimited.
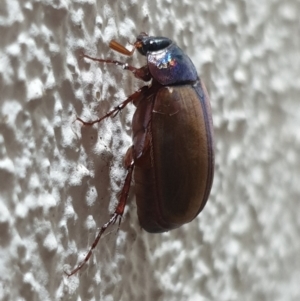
[65, 212, 122, 277]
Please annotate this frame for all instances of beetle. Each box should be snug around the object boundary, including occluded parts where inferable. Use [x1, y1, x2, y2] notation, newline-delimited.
[65, 33, 214, 276]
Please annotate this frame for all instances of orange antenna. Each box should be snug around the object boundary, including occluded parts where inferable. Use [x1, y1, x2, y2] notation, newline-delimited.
[109, 40, 136, 56]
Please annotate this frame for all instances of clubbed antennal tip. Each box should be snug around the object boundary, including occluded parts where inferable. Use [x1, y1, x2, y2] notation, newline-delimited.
[109, 40, 136, 56]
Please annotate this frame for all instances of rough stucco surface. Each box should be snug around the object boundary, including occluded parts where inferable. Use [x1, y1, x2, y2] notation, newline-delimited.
[0, 0, 300, 300]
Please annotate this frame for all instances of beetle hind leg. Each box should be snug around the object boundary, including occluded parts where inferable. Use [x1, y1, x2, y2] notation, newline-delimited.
[65, 148, 135, 277]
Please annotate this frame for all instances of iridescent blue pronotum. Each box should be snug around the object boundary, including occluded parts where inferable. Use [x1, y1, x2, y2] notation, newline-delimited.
[66, 33, 214, 276]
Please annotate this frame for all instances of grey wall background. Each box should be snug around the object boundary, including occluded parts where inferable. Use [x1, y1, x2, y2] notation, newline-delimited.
[0, 0, 299, 300]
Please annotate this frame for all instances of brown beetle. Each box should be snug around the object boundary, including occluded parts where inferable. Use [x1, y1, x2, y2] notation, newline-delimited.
[66, 33, 214, 276]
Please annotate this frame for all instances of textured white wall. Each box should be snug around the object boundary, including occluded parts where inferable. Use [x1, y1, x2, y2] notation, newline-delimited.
[0, 0, 300, 300]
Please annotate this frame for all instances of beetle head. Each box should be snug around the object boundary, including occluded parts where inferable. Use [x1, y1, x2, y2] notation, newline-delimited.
[135, 34, 173, 56]
[109, 33, 173, 57]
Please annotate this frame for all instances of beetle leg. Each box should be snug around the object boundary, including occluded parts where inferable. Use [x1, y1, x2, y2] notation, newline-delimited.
[65, 151, 135, 277]
[81, 53, 152, 81]
[76, 86, 149, 126]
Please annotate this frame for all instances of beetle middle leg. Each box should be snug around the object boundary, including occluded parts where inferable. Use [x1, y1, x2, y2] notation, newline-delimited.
[76, 85, 149, 126]
[65, 147, 135, 276]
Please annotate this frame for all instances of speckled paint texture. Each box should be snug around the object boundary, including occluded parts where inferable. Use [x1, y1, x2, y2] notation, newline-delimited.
[0, 0, 300, 300]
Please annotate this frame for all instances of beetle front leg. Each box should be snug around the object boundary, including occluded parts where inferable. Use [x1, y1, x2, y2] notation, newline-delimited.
[65, 147, 135, 277]
[76, 86, 149, 126]
[81, 53, 152, 81]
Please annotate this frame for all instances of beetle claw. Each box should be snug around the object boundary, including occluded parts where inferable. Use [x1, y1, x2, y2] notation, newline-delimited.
[79, 51, 85, 60]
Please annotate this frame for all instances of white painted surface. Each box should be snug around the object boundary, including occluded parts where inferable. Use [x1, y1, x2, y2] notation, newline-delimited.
[0, 0, 300, 300]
